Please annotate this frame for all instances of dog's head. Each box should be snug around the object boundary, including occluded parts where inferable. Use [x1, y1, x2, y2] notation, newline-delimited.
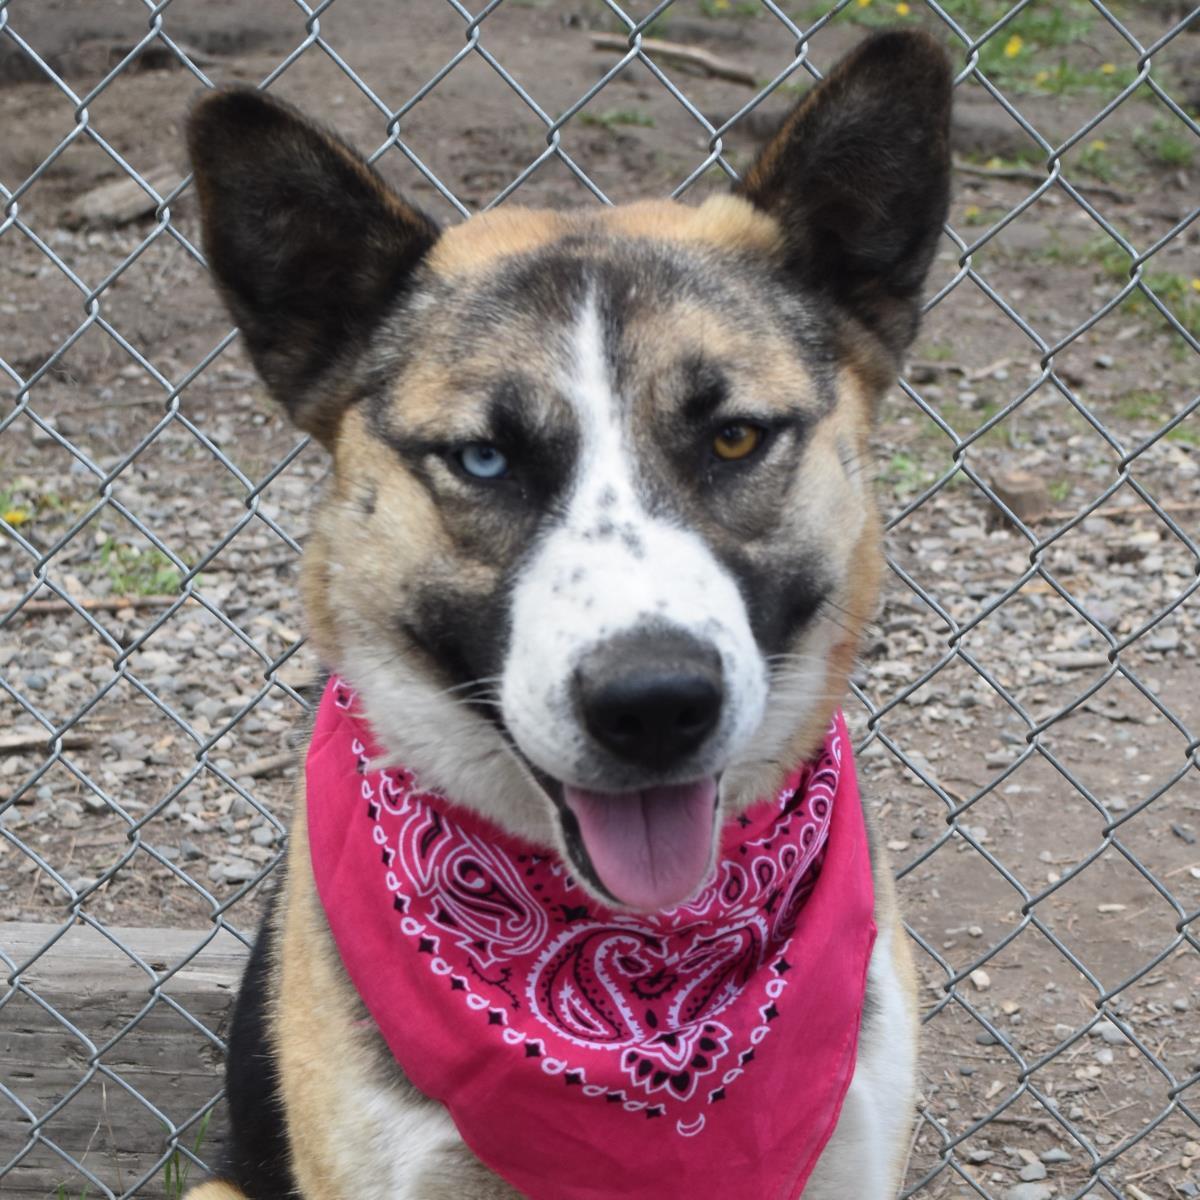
[188, 31, 951, 912]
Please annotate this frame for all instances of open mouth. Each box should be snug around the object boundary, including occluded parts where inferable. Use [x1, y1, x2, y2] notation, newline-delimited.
[538, 774, 721, 912]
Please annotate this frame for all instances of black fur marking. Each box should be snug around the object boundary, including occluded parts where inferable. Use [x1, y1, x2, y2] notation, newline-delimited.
[737, 30, 952, 358]
[187, 89, 439, 445]
[220, 909, 297, 1200]
[716, 552, 831, 659]
[680, 357, 729, 425]
[398, 582, 514, 722]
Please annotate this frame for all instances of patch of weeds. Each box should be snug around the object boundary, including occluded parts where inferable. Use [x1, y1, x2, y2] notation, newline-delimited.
[1166, 425, 1199, 447]
[1119, 271, 1200, 342]
[1028, 60, 1139, 96]
[1114, 390, 1163, 423]
[919, 342, 955, 362]
[0, 486, 31, 529]
[642, 13, 673, 38]
[1048, 479, 1072, 503]
[966, 147, 1043, 169]
[881, 451, 932, 498]
[700, 0, 761, 17]
[98, 535, 183, 596]
[55, 1187, 90, 1200]
[1077, 138, 1116, 182]
[1134, 118, 1195, 169]
[579, 108, 655, 130]
[163, 1109, 213, 1200]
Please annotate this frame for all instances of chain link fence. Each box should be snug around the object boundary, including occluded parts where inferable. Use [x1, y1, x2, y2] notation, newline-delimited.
[1, 0, 1197, 1196]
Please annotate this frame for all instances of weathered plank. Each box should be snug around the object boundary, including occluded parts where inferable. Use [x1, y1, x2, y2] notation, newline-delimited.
[1, 922, 247, 1196]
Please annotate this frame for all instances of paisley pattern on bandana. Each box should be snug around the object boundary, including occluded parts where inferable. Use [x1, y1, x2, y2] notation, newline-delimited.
[307, 676, 876, 1200]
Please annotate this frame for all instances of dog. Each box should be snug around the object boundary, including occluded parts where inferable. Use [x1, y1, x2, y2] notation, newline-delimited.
[183, 29, 950, 1200]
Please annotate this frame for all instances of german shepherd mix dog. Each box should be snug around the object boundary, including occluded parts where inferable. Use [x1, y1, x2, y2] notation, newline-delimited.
[185, 29, 950, 1200]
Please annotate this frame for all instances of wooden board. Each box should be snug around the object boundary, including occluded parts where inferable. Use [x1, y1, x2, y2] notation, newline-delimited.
[0, 921, 247, 1196]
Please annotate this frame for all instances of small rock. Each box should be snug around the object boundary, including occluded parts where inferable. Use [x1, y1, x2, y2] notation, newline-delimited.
[1039, 1148, 1072, 1164]
[179, 838, 204, 862]
[251, 825, 276, 847]
[1094, 1047, 1114, 1065]
[1174, 997, 1190, 1012]
[218, 857, 257, 884]
[965, 1147, 992, 1163]
[976, 1031, 999, 1046]
[970, 968, 992, 992]
[1090, 1020, 1127, 1045]
[1005, 1183, 1053, 1200]
[1019, 1162, 1048, 1182]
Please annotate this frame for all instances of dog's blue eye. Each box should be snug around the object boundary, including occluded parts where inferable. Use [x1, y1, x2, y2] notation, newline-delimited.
[458, 443, 509, 479]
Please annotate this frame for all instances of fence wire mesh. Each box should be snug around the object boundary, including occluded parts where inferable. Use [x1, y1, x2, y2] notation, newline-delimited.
[1, 0, 1197, 1196]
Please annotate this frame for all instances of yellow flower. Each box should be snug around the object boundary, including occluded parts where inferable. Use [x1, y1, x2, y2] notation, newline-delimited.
[1003, 34, 1023, 58]
[1192, 279, 1200, 293]
[856, 0, 872, 7]
[3, 508, 30, 527]
[714, 0, 731, 8]
[1100, 63, 1117, 75]
[1090, 139, 1107, 152]
[1034, 69, 1050, 85]
[964, 204, 981, 219]
[896, 1, 911, 13]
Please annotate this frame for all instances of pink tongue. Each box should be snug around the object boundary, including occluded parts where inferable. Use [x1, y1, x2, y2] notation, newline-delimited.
[562, 779, 719, 911]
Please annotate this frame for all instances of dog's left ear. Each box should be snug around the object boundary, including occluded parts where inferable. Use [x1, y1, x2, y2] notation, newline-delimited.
[736, 31, 952, 359]
[187, 89, 440, 446]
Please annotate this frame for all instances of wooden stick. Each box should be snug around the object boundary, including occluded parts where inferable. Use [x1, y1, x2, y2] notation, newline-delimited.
[589, 32, 758, 87]
[0, 731, 93, 755]
[953, 157, 1133, 204]
[2, 593, 187, 617]
[1042, 499, 1200, 525]
[240, 751, 296, 779]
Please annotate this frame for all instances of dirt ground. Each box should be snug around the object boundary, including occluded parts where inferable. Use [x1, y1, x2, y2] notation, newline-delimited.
[1, 2, 1198, 1197]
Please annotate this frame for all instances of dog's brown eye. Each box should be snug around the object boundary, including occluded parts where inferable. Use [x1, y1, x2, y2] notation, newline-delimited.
[712, 423, 763, 462]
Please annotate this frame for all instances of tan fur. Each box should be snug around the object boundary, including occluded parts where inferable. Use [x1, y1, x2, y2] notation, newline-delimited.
[600, 195, 782, 257]
[871, 840, 920, 1194]
[427, 195, 781, 281]
[184, 1183, 249, 1200]
[426, 207, 571, 276]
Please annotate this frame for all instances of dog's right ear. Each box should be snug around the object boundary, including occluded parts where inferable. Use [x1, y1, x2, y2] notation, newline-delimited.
[187, 89, 439, 445]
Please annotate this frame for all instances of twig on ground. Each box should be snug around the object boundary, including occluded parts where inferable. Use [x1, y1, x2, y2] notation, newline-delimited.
[589, 32, 757, 86]
[0, 731, 93, 755]
[3, 594, 184, 616]
[953, 158, 1133, 204]
[240, 752, 296, 779]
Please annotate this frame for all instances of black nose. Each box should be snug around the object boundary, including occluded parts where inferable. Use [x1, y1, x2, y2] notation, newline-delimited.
[575, 631, 724, 771]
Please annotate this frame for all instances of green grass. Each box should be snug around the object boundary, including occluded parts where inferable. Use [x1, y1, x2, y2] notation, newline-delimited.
[579, 107, 655, 130]
[700, 0, 762, 17]
[1110, 391, 1200, 445]
[1048, 479, 1072, 503]
[1134, 118, 1195, 169]
[1115, 391, 1163, 423]
[98, 535, 183, 596]
[163, 1110, 213, 1200]
[1077, 139, 1116, 182]
[795, 0, 1142, 96]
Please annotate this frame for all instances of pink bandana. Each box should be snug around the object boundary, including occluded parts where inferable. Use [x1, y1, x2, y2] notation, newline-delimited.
[306, 677, 876, 1200]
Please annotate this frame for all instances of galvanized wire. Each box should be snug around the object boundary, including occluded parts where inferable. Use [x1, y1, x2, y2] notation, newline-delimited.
[1, 1, 1197, 1197]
